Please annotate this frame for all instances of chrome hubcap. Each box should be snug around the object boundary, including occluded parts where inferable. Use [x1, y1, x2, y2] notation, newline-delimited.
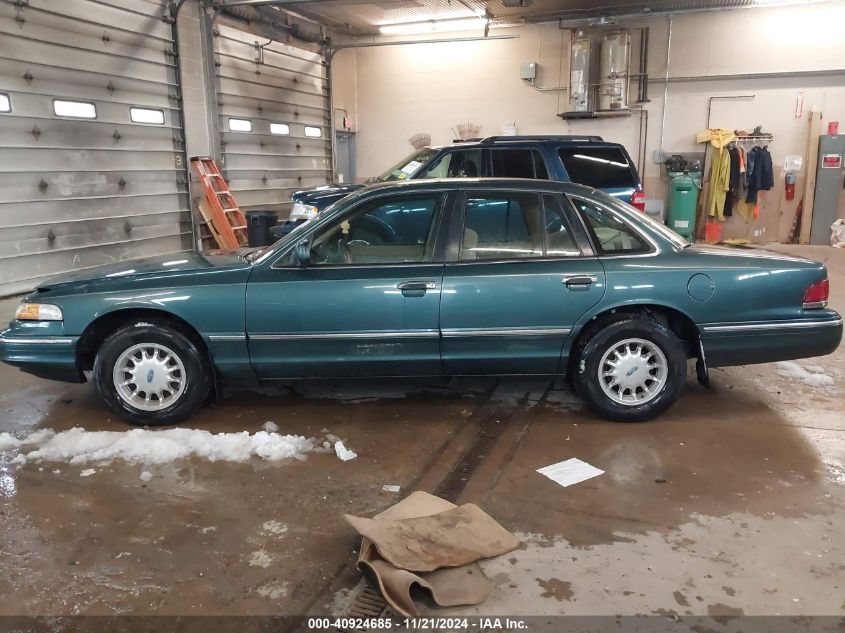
[598, 338, 668, 406]
[112, 343, 186, 412]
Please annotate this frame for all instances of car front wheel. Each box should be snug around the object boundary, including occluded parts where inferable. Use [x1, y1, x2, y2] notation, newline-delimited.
[573, 315, 687, 422]
[93, 321, 210, 426]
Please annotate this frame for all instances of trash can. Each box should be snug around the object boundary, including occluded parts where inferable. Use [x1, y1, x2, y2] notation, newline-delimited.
[666, 171, 701, 241]
[245, 210, 278, 247]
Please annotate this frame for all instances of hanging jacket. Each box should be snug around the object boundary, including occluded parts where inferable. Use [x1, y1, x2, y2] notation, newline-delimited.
[746, 146, 774, 204]
[707, 146, 731, 220]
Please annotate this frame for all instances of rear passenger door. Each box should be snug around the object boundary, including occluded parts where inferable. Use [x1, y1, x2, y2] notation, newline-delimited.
[439, 188, 606, 375]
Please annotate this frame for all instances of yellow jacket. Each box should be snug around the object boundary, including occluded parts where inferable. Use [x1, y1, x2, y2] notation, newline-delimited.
[707, 146, 731, 220]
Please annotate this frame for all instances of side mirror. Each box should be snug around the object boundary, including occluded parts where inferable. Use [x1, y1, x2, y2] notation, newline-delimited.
[293, 242, 311, 267]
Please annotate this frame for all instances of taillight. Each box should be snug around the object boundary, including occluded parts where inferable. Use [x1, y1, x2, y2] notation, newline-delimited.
[631, 190, 646, 212]
[803, 279, 829, 309]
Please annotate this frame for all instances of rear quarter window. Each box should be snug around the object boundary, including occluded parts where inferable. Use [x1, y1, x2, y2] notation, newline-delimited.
[558, 147, 638, 189]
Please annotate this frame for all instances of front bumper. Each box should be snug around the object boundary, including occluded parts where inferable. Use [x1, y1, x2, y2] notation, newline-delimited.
[0, 327, 84, 383]
[700, 311, 843, 367]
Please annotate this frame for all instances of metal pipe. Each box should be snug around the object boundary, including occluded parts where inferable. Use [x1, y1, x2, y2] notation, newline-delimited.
[327, 34, 518, 60]
[652, 67, 845, 83]
[659, 15, 672, 156]
[637, 27, 649, 103]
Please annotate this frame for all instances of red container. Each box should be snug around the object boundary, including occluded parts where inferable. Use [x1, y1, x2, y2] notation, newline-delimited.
[704, 222, 723, 243]
[829, 121, 839, 135]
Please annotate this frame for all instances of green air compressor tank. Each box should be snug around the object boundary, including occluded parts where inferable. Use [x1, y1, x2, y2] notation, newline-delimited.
[666, 172, 701, 241]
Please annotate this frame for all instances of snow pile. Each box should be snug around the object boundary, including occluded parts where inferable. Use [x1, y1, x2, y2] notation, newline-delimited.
[775, 361, 835, 388]
[0, 426, 324, 466]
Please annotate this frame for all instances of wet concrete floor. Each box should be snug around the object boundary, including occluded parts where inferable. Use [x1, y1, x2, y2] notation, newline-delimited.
[0, 245, 843, 619]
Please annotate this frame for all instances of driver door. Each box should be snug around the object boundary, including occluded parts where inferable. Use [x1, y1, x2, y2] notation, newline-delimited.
[245, 191, 452, 378]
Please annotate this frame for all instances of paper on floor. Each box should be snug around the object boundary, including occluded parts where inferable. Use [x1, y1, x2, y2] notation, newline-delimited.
[334, 440, 357, 462]
[537, 457, 604, 487]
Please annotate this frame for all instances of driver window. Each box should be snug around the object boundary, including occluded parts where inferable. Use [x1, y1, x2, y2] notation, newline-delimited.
[419, 150, 482, 179]
[570, 196, 648, 255]
[308, 194, 444, 265]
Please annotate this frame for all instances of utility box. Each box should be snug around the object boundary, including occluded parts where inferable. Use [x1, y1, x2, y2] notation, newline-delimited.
[666, 171, 701, 241]
[520, 62, 537, 80]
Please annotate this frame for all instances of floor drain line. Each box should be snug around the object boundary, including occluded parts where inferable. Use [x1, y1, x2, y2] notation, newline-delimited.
[336, 586, 396, 631]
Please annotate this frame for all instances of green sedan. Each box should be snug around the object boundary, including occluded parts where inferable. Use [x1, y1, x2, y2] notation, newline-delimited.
[1, 179, 841, 425]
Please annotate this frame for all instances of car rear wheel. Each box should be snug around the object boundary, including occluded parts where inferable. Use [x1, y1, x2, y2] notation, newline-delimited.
[572, 315, 686, 422]
[93, 321, 210, 426]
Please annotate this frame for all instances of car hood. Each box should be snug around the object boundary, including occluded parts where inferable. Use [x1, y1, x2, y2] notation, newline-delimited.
[36, 250, 251, 291]
[291, 183, 366, 207]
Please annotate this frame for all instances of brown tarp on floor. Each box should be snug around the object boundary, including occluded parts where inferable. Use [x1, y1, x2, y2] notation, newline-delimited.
[345, 491, 519, 616]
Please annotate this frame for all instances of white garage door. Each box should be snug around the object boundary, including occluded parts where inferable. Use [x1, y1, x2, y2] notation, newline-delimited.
[0, 0, 191, 296]
[214, 23, 331, 216]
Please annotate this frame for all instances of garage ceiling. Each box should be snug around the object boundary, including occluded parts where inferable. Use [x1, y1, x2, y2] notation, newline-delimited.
[259, 0, 813, 34]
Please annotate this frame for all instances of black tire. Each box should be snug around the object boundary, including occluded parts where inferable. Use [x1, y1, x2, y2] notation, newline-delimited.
[572, 315, 686, 422]
[93, 320, 211, 426]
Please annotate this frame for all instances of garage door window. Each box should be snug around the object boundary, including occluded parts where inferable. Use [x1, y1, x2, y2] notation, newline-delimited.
[309, 194, 444, 265]
[0, 93, 9, 113]
[129, 107, 165, 125]
[53, 99, 96, 119]
[304, 126, 322, 138]
[270, 122, 290, 135]
[229, 118, 252, 132]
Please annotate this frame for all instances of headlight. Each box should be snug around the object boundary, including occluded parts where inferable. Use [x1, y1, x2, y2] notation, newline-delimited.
[289, 202, 319, 221]
[15, 303, 63, 321]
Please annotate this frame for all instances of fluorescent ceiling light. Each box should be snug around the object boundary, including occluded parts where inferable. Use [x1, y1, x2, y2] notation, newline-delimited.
[379, 16, 488, 36]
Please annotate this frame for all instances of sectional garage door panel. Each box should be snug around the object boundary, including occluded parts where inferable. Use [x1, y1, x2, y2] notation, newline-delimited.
[215, 23, 331, 216]
[0, 0, 190, 296]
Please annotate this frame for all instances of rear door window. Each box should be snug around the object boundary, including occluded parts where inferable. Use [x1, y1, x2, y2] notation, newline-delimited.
[558, 147, 637, 189]
[461, 193, 543, 261]
[570, 196, 649, 255]
[490, 149, 548, 179]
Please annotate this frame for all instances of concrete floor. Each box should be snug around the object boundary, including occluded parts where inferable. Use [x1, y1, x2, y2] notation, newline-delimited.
[0, 244, 843, 621]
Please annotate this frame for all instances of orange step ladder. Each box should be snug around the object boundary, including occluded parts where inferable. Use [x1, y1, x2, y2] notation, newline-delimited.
[190, 156, 247, 250]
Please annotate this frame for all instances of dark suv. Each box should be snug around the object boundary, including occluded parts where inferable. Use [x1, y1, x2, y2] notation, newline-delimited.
[277, 135, 643, 236]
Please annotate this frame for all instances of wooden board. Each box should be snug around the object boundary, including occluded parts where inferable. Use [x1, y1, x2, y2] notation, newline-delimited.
[799, 111, 823, 244]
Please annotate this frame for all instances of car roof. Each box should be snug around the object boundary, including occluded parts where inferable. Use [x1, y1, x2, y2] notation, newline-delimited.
[352, 177, 598, 196]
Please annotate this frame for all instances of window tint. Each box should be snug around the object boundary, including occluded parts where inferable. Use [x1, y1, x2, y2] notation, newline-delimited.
[490, 149, 548, 179]
[54, 99, 96, 119]
[461, 193, 543, 260]
[571, 196, 648, 254]
[543, 195, 581, 257]
[0, 93, 10, 113]
[309, 195, 443, 265]
[420, 150, 482, 179]
[558, 147, 637, 188]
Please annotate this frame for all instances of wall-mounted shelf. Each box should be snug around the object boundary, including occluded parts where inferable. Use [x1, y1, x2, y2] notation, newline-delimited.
[558, 109, 633, 120]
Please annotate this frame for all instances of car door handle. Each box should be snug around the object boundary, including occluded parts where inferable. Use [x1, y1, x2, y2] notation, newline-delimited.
[397, 281, 436, 291]
[562, 274, 598, 286]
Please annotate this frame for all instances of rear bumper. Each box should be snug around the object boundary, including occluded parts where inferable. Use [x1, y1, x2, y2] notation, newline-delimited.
[700, 313, 843, 367]
[0, 330, 84, 383]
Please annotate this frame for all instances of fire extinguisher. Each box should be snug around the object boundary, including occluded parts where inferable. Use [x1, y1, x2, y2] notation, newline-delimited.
[785, 172, 796, 201]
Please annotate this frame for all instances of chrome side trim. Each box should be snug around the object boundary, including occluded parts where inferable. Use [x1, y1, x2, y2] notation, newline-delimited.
[208, 334, 247, 342]
[441, 327, 572, 338]
[702, 318, 843, 333]
[0, 336, 75, 345]
[250, 330, 440, 341]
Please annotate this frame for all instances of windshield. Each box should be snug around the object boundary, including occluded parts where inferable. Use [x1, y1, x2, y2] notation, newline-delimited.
[376, 148, 438, 182]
